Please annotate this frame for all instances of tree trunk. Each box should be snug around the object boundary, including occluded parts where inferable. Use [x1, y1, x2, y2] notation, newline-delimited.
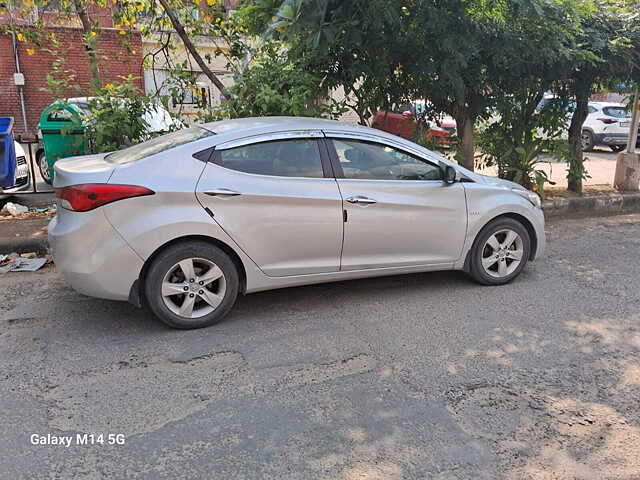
[73, 0, 101, 87]
[567, 88, 589, 193]
[157, 0, 231, 99]
[453, 105, 475, 171]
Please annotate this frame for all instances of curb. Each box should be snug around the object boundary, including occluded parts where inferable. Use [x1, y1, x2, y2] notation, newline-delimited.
[543, 192, 640, 218]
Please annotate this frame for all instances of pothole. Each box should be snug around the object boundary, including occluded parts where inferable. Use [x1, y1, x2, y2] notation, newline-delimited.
[45, 351, 245, 436]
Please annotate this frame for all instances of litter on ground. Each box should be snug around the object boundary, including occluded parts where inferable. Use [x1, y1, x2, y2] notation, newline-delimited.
[0, 252, 48, 273]
[1, 202, 29, 216]
[0, 202, 57, 219]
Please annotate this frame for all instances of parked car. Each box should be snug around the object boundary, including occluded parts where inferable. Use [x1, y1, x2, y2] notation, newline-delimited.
[49, 117, 545, 329]
[372, 101, 456, 145]
[36, 98, 181, 184]
[581, 102, 637, 152]
[0, 141, 31, 199]
[538, 97, 638, 152]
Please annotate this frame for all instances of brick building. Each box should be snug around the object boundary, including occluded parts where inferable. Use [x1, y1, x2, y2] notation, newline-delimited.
[0, 0, 243, 138]
[0, 4, 144, 139]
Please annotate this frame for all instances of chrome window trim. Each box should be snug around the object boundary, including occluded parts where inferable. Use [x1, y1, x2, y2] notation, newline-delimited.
[321, 129, 448, 167]
[215, 130, 324, 151]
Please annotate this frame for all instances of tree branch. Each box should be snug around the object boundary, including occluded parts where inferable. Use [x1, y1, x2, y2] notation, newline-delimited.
[157, 0, 230, 99]
[73, 0, 101, 87]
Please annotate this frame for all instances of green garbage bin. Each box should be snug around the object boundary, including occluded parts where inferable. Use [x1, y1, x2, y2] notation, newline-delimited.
[37, 102, 87, 181]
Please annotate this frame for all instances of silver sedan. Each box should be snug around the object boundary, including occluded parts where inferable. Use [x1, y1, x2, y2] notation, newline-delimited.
[49, 117, 545, 329]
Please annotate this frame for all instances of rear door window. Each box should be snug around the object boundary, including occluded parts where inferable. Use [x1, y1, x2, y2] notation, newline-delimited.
[215, 139, 325, 178]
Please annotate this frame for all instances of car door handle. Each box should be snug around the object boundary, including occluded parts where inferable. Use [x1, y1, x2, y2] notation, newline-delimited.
[203, 188, 242, 197]
[346, 196, 377, 205]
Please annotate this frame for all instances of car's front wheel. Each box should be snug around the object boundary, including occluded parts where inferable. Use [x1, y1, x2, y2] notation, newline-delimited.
[610, 145, 625, 153]
[37, 151, 52, 185]
[144, 241, 239, 329]
[469, 217, 531, 286]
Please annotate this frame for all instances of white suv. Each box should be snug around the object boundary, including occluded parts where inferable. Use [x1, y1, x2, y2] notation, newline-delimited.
[538, 98, 637, 152]
[582, 102, 635, 152]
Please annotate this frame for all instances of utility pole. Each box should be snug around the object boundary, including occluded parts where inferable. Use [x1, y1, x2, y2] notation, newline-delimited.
[614, 86, 640, 191]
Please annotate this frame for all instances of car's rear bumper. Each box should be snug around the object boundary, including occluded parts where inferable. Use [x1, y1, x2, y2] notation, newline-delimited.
[48, 209, 144, 301]
[594, 132, 640, 147]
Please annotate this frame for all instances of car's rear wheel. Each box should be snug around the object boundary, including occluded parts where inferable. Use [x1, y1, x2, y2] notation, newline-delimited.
[581, 130, 594, 152]
[469, 217, 531, 286]
[144, 241, 239, 329]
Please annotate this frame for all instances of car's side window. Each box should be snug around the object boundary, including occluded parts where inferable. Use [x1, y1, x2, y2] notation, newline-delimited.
[216, 139, 324, 178]
[331, 139, 443, 181]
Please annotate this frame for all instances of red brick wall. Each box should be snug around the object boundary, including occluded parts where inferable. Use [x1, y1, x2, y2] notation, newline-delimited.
[0, 27, 143, 139]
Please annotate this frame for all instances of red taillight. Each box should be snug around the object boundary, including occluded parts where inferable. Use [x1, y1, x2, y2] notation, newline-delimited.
[597, 118, 617, 124]
[54, 184, 154, 212]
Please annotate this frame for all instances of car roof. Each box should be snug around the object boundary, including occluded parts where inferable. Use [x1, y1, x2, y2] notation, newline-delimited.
[589, 102, 625, 108]
[201, 116, 389, 139]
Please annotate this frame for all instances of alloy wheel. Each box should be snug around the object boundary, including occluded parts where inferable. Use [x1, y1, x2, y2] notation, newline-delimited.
[581, 131, 593, 151]
[161, 257, 227, 319]
[481, 229, 524, 278]
[39, 154, 51, 183]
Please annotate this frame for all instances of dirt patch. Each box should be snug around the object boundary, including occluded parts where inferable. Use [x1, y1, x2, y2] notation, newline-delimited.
[44, 350, 246, 436]
[446, 383, 640, 479]
[277, 354, 378, 388]
[544, 184, 617, 200]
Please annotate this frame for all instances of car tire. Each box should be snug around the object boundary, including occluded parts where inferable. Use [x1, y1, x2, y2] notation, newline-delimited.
[37, 151, 52, 185]
[468, 217, 531, 286]
[610, 145, 625, 153]
[144, 241, 240, 329]
[581, 130, 594, 152]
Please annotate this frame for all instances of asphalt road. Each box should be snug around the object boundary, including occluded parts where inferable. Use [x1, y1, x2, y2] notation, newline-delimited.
[1, 213, 639, 479]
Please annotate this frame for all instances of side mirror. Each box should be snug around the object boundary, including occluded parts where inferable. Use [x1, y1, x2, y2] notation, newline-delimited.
[401, 110, 413, 117]
[443, 165, 457, 184]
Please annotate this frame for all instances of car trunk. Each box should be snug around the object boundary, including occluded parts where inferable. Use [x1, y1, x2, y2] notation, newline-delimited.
[53, 153, 115, 188]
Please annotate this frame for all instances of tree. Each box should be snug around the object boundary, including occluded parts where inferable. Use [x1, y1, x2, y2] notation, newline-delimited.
[71, 0, 102, 87]
[563, 3, 640, 193]
[241, 0, 410, 126]
[221, 40, 346, 119]
[246, 0, 585, 173]
[473, 0, 588, 192]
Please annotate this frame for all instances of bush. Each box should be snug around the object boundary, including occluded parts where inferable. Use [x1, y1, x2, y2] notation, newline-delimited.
[476, 95, 570, 195]
[85, 76, 152, 153]
[196, 41, 346, 123]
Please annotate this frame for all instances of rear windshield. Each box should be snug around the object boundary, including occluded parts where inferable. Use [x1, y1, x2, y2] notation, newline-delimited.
[105, 127, 214, 164]
[602, 107, 631, 119]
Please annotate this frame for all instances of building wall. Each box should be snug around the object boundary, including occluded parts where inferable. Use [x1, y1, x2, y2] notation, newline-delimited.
[0, 27, 143, 138]
[142, 34, 234, 122]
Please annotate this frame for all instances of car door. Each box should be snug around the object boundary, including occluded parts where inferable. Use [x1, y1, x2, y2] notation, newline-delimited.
[324, 133, 467, 270]
[196, 132, 343, 277]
